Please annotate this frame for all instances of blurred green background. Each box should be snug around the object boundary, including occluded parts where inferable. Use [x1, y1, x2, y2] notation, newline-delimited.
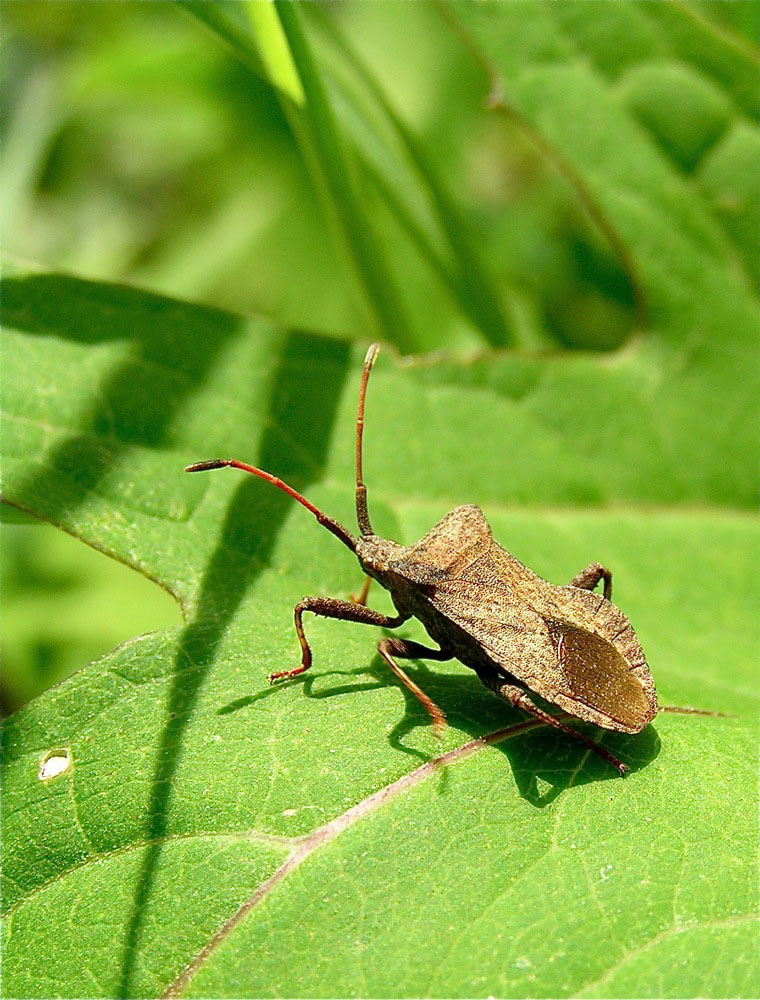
[2, 0, 757, 712]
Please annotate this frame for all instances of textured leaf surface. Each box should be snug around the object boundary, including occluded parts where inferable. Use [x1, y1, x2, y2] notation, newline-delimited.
[2, 1, 759, 996]
[2, 271, 757, 997]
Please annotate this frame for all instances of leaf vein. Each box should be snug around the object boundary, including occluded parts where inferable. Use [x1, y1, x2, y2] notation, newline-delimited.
[571, 914, 759, 997]
[161, 720, 542, 998]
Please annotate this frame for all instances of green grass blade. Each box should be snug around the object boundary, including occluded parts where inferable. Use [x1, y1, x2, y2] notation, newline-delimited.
[273, 0, 416, 351]
[179, 0, 417, 351]
[176, 0, 264, 77]
[245, 0, 304, 106]
[309, 5, 517, 347]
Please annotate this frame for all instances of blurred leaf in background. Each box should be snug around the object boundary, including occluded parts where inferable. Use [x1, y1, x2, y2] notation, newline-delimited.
[2, 0, 661, 351]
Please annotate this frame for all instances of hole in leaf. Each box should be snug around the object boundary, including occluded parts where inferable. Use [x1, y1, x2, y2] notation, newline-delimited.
[38, 748, 71, 781]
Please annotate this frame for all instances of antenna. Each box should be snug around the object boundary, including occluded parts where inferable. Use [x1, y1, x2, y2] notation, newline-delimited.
[185, 459, 357, 553]
[355, 343, 379, 536]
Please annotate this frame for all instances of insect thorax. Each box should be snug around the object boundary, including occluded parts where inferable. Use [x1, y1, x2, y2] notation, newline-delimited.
[356, 536, 407, 583]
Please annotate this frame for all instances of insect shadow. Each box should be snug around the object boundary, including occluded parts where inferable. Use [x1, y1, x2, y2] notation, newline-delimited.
[218, 653, 661, 809]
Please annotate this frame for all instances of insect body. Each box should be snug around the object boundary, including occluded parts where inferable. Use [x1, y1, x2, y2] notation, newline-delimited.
[187, 344, 657, 774]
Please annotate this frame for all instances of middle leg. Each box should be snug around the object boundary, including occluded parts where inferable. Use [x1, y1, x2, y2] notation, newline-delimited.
[351, 575, 372, 606]
[377, 637, 453, 737]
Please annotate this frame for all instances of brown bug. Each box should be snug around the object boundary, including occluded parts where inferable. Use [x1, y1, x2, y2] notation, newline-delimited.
[187, 344, 657, 774]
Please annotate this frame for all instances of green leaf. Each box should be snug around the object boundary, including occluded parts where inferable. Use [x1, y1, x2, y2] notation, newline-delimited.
[2, 265, 757, 997]
[2, 2, 758, 996]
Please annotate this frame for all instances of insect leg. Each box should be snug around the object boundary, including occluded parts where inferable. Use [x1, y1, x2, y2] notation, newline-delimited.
[481, 677, 627, 776]
[351, 575, 372, 606]
[269, 597, 409, 683]
[377, 637, 452, 737]
[569, 562, 612, 601]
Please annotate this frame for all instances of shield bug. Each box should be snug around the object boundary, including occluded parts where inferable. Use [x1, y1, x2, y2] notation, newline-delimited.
[187, 344, 657, 774]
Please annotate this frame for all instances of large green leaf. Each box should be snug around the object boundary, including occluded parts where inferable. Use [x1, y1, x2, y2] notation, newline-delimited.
[2, 1, 758, 997]
[2, 266, 757, 997]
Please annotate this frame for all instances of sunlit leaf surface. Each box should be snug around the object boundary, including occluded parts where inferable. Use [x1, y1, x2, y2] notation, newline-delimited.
[2, 2, 758, 996]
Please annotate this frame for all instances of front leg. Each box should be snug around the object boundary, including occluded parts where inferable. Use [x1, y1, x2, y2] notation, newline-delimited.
[377, 637, 452, 737]
[269, 597, 409, 683]
[478, 674, 627, 775]
[569, 562, 612, 601]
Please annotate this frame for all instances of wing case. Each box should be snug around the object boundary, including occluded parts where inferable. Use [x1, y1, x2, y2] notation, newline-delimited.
[392, 506, 657, 733]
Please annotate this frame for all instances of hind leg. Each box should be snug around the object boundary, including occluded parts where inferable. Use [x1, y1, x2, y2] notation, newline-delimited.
[570, 562, 612, 601]
[479, 675, 627, 775]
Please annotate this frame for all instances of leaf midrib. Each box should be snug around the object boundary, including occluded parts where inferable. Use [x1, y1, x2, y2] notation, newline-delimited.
[3, 723, 539, 924]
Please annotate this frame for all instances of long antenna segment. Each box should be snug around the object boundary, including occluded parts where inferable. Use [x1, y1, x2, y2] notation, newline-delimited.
[355, 343, 379, 536]
[185, 459, 357, 553]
